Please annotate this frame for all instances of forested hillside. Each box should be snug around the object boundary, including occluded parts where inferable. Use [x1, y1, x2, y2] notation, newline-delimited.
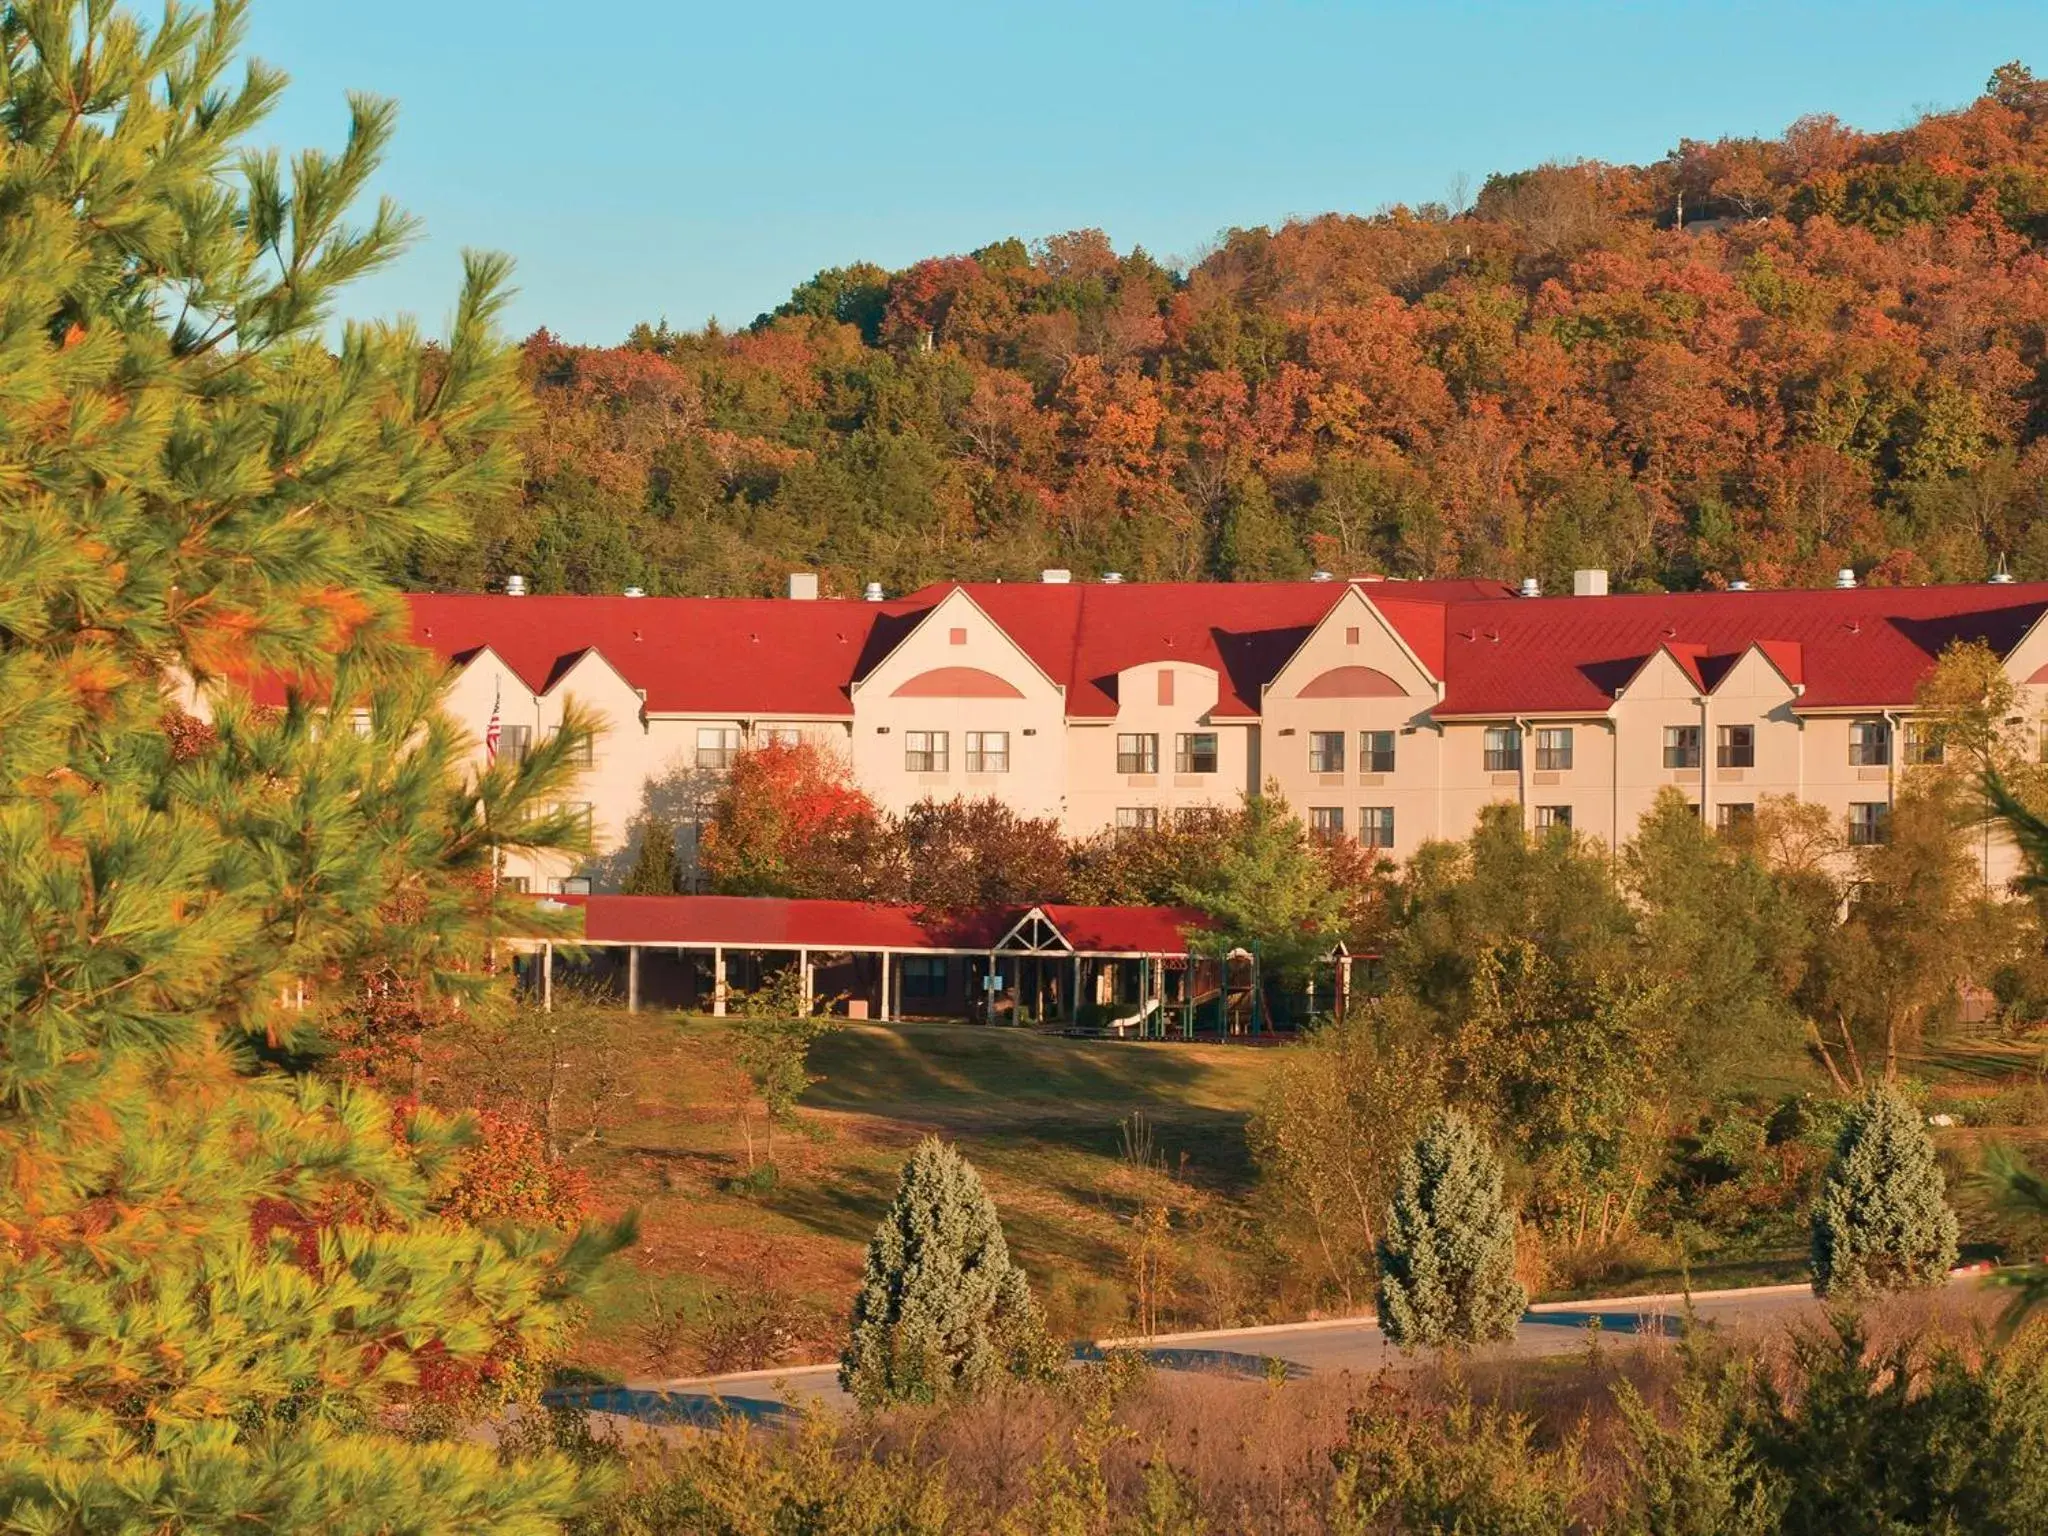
[409, 63, 2048, 600]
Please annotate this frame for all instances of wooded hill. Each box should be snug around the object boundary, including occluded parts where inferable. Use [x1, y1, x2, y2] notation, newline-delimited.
[406, 62, 2048, 601]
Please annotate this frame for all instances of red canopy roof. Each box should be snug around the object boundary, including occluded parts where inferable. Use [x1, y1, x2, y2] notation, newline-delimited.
[550, 895, 1214, 954]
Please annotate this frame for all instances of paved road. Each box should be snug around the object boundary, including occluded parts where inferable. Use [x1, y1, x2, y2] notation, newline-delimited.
[558, 1275, 1983, 1425]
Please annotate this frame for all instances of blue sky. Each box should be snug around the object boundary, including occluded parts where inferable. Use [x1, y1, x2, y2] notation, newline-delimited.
[245, 2, 2048, 345]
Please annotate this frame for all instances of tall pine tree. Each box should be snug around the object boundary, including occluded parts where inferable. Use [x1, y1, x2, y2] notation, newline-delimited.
[0, 3, 618, 1527]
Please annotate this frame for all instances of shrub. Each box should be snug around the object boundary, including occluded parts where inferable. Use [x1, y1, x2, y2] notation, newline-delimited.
[1376, 1110, 1527, 1348]
[840, 1137, 1058, 1408]
[1811, 1084, 1959, 1298]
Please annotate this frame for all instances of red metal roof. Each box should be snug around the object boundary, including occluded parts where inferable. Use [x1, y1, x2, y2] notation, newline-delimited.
[551, 894, 1213, 953]
[397, 579, 2048, 724]
[1430, 584, 2048, 715]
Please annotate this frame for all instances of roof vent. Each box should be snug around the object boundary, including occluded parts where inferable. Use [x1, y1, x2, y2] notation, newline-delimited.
[1728, 579, 1752, 591]
[623, 585, 646, 598]
[787, 572, 819, 601]
[1309, 570, 1335, 582]
[1040, 568, 1072, 585]
[1991, 554, 2016, 585]
[1519, 577, 1542, 598]
[1835, 568, 1857, 589]
[1571, 568, 1609, 597]
[503, 574, 528, 597]
[863, 581, 885, 602]
[1101, 571, 1125, 584]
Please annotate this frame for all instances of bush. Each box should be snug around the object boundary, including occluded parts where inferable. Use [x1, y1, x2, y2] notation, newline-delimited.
[840, 1138, 1059, 1408]
[1376, 1110, 1527, 1349]
[1811, 1084, 1960, 1298]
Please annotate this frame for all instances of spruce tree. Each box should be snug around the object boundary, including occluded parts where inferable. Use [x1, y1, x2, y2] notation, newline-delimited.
[0, 3, 617, 1527]
[1376, 1110, 1527, 1349]
[622, 818, 680, 894]
[1812, 1084, 1960, 1298]
[840, 1137, 1055, 1408]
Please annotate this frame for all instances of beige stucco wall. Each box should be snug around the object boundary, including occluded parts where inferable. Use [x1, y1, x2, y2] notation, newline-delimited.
[848, 591, 1067, 820]
[1063, 661, 1249, 835]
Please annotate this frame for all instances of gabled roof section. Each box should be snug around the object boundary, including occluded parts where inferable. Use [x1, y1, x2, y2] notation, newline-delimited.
[1433, 585, 2048, 715]
[851, 585, 1064, 700]
[412, 595, 879, 716]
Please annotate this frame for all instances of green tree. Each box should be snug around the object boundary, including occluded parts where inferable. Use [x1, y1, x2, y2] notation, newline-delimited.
[1811, 1085, 1959, 1298]
[1173, 790, 1347, 985]
[0, 4, 618, 1525]
[621, 817, 680, 894]
[723, 965, 840, 1168]
[839, 1137, 1055, 1408]
[1375, 1110, 1527, 1349]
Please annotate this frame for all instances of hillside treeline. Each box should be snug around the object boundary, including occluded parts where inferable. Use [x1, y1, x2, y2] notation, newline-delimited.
[409, 63, 2048, 600]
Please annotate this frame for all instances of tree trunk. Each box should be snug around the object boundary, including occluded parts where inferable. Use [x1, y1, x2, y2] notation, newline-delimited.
[1810, 1022, 1851, 1095]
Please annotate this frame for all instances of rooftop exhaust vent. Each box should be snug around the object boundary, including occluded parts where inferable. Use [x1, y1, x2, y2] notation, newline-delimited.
[622, 585, 645, 598]
[1835, 568, 1858, 589]
[1309, 570, 1335, 582]
[1101, 571, 1124, 584]
[1992, 555, 2016, 585]
[503, 574, 528, 597]
[863, 581, 885, 602]
[1518, 577, 1542, 598]
[1571, 568, 1609, 597]
[1040, 568, 1072, 585]
[1728, 579, 1752, 591]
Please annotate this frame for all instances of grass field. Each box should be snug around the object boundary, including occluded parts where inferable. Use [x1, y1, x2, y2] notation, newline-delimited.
[561, 1017, 1285, 1380]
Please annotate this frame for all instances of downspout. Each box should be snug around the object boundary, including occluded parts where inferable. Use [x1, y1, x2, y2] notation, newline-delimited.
[1516, 716, 1530, 830]
[1609, 717, 1621, 857]
[1883, 708, 1902, 810]
[1699, 692, 1711, 824]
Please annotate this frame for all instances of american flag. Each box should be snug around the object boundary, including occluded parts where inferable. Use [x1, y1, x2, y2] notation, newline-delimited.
[484, 685, 502, 763]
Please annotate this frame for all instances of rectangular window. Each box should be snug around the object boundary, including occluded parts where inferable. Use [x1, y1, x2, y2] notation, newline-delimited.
[554, 801, 594, 841]
[1717, 802, 1756, 833]
[1717, 724, 1754, 769]
[965, 731, 1009, 773]
[1483, 726, 1522, 773]
[695, 726, 740, 770]
[1116, 733, 1159, 774]
[1309, 806, 1345, 838]
[499, 875, 530, 894]
[1535, 805, 1572, 831]
[349, 709, 373, 739]
[901, 956, 949, 998]
[1848, 719, 1891, 767]
[1115, 806, 1160, 831]
[1534, 728, 1573, 772]
[546, 875, 592, 896]
[548, 724, 596, 767]
[1663, 725, 1702, 770]
[1902, 722, 1944, 766]
[1309, 731, 1347, 773]
[905, 731, 949, 773]
[762, 726, 804, 748]
[1848, 802, 1890, 846]
[1361, 730, 1397, 773]
[1175, 732, 1219, 774]
[499, 724, 532, 763]
[1360, 806, 1395, 849]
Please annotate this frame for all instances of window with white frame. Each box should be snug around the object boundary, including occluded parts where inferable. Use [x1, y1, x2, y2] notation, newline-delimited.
[1848, 719, 1891, 767]
[1535, 804, 1572, 832]
[1360, 806, 1395, 849]
[965, 731, 1009, 772]
[546, 875, 592, 896]
[1902, 721, 1944, 766]
[1717, 724, 1754, 768]
[1309, 731, 1346, 773]
[905, 731, 949, 773]
[499, 724, 532, 763]
[1176, 732, 1219, 774]
[1361, 730, 1396, 773]
[1663, 725, 1702, 769]
[1117, 733, 1159, 774]
[548, 724, 596, 768]
[1848, 801, 1890, 845]
[1309, 806, 1345, 838]
[695, 726, 740, 769]
[1483, 726, 1521, 772]
[1115, 806, 1160, 831]
[555, 801, 594, 842]
[1534, 727, 1573, 771]
[762, 726, 804, 748]
[1718, 802, 1755, 833]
